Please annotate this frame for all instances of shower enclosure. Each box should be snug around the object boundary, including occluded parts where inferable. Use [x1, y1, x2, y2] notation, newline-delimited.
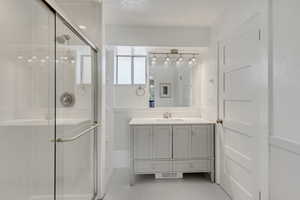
[0, 0, 99, 200]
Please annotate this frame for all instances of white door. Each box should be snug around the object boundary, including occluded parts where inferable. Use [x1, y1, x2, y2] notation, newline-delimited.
[133, 126, 153, 159]
[153, 126, 172, 160]
[218, 15, 266, 200]
[173, 126, 191, 160]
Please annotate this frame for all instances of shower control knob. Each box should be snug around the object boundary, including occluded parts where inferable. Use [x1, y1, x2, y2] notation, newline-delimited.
[60, 92, 75, 107]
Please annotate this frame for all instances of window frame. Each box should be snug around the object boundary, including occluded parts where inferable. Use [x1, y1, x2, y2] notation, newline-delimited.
[115, 55, 147, 85]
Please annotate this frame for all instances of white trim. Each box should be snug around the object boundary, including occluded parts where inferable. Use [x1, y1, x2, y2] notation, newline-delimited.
[270, 136, 300, 155]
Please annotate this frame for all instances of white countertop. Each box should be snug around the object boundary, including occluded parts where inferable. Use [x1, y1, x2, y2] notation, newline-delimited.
[129, 118, 215, 125]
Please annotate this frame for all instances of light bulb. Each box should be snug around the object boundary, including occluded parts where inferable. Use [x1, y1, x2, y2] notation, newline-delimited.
[152, 55, 157, 61]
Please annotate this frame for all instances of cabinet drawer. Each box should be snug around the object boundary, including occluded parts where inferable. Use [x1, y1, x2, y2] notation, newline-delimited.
[134, 160, 172, 174]
[173, 160, 209, 172]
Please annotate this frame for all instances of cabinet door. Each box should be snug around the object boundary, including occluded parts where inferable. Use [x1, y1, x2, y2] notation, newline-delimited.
[133, 126, 152, 159]
[153, 126, 172, 160]
[191, 125, 210, 159]
[173, 126, 191, 159]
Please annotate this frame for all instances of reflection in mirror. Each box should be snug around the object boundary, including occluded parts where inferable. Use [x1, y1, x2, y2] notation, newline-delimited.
[148, 50, 199, 108]
[112, 46, 203, 109]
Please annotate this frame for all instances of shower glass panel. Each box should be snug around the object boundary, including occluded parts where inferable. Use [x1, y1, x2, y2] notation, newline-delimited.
[55, 16, 97, 200]
[0, 0, 55, 200]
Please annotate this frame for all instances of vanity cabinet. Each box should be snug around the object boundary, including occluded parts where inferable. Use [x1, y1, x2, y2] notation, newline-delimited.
[129, 121, 214, 184]
[152, 126, 172, 160]
[133, 126, 152, 160]
[173, 126, 191, 159]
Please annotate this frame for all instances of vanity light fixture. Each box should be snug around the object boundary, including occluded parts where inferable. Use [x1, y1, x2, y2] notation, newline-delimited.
[17, 56, 23, 60]
[178, 54, 184, 62]
[192, 54, 197, 62]
[165, 55, 170, 62]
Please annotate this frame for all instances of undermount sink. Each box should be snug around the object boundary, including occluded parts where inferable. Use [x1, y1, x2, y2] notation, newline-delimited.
[155, 118, 185, 122]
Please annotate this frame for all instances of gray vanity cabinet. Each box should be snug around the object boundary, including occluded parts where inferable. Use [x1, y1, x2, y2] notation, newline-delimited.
[173, 126, 191, 159]
[152, 126, 172, 160]
[130, 123, 214, 185]
[133, 126, 153, 160]
[191, 125, 211, 159]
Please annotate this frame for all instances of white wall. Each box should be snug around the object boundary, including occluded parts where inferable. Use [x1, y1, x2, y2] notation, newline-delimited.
[106, 25, 210, 47]
[114, 85, 149, 108]
[269, 0, 300, 199]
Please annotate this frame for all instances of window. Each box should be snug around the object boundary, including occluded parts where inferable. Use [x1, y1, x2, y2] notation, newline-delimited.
[115, 55, 146, 85]
[117, 56, 132, 84]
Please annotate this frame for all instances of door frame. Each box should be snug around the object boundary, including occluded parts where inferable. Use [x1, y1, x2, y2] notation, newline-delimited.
[216, 13, 269, 200]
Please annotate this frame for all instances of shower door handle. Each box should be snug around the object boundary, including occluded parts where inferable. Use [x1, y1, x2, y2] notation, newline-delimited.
[51, 123, 100, 143]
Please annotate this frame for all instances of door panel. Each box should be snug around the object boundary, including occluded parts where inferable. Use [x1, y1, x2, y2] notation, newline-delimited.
[219, 16, 262, 200]
[133, 126, 152, 159]
[191, 126, 209, 159]
[173, 126, 190, 160]
[153, 126, 172, 160]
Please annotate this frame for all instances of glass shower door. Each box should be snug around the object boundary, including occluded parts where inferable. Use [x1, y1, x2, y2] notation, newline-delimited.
[0, 1, 56, 200]
[55, 16, 98, 200]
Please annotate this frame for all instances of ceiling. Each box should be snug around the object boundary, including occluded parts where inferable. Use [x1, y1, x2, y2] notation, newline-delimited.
[104, 0, 227, 27]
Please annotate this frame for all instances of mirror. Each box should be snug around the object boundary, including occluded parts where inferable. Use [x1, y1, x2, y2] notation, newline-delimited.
[148, 51, 199, 108]
[112, 46, 202, 109]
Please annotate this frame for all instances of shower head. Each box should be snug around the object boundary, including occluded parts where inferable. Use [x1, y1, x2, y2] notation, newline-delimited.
[56, 34, 71, 44]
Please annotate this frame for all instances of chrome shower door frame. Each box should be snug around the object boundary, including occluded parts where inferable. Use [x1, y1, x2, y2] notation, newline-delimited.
[40, 0, 100, 200]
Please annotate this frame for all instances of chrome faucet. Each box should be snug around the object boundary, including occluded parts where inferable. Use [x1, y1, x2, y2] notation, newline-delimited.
[163, 112, 172, 119]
